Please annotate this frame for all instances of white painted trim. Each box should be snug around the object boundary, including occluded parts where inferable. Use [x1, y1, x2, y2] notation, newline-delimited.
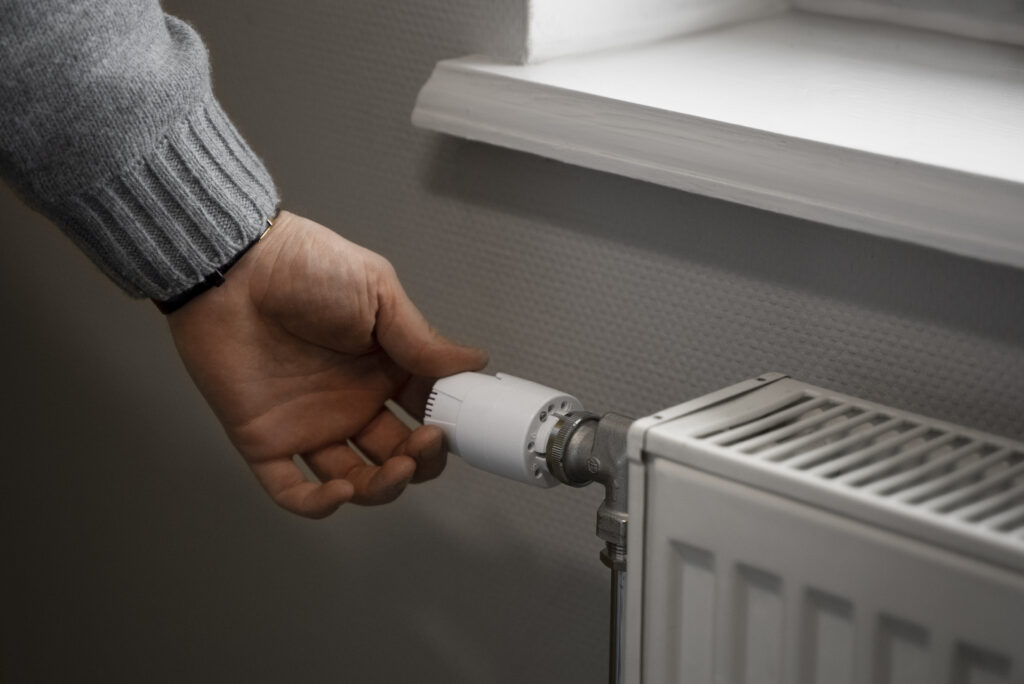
[525, 0, 783, 63]
[413, 12, 1024, 270]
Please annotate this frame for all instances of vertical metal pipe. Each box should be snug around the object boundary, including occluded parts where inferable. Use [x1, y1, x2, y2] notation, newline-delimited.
[549, 413, 633, 684]
[605, 542, 627, 684]
[609, 566, 626, 684]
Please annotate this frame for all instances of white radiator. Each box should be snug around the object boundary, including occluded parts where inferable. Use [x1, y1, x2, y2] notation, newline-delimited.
[623, 373, 1024, 684]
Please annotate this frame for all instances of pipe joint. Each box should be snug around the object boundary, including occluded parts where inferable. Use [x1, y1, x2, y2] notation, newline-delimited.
[546, 411, 633, 554]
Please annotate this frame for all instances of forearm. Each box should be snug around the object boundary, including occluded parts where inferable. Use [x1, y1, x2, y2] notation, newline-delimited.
[0, 0, 278, 299]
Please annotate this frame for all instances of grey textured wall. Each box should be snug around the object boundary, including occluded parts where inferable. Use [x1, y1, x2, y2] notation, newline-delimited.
[3, 2, 1024, 682]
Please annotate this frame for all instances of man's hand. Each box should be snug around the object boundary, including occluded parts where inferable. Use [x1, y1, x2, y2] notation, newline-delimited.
[167, 212, 487, 518]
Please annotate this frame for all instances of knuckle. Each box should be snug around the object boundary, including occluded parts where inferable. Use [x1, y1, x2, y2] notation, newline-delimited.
[375, 255, 397, 279]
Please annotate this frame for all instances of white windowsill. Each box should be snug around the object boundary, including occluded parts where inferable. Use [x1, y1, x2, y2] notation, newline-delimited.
[412, 11, 1024, 269]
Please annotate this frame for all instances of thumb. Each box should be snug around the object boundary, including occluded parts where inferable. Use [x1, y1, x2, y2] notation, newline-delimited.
[375, 266, 487, 377]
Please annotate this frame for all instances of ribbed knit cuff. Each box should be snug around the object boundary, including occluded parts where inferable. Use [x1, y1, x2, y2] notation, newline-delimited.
[49, 96, 279, 300]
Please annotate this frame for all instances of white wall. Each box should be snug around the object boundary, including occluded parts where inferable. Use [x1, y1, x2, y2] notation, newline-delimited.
[3, 1, 1024, 682]
[793, 0, 1024, 46]
[526, 0, 783, 62]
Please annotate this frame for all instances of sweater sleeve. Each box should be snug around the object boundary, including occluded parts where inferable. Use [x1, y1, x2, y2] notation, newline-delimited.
[0, 0, 279, 300]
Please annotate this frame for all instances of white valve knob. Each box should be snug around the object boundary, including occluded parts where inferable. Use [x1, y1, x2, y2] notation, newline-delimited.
[424, 372, 584, 487]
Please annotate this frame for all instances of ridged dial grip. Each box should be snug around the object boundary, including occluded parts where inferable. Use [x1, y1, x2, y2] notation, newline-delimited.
[546, 411, 599, 487]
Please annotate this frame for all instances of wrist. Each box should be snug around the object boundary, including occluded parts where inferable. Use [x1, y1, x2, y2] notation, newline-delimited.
[153, 211, 281, 315]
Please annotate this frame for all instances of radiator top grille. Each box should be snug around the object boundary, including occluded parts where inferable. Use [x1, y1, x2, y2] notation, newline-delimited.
[645, 376, 1024, 570]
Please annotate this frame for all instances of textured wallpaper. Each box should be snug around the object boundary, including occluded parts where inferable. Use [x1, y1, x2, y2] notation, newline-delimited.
[2, 1, 1023, 682]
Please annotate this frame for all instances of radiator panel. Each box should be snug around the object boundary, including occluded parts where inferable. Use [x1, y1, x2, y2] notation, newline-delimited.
[640, 459, 1024, 684]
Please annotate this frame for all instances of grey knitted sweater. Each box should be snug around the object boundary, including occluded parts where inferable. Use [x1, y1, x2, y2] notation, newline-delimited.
[0, 0, 279, 300]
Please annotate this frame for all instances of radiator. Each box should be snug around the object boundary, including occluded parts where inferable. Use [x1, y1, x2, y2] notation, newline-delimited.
[623, 373, 1024, 684]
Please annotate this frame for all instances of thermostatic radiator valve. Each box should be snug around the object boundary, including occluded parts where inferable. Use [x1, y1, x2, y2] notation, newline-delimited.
[423, 372, 583, 487]
[424, 372, 632, 557]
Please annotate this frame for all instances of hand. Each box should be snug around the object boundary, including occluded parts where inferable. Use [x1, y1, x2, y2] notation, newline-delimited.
[167, 212, 487, 518]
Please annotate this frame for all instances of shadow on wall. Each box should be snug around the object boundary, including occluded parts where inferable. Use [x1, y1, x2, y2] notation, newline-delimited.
[421, 136, 1024, 346]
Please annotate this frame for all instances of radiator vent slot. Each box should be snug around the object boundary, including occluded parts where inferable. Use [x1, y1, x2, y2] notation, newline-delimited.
[661, 378, 1024, 566]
